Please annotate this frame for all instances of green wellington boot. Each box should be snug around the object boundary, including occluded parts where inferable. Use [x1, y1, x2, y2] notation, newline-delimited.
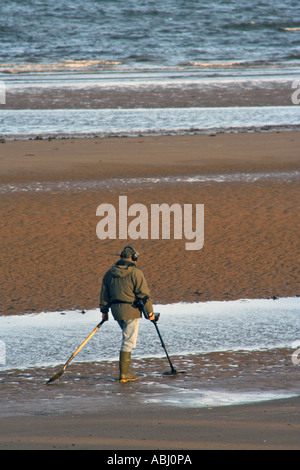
[119, 351, 138, 383]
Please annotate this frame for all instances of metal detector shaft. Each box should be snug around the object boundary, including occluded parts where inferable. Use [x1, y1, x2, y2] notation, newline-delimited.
[137, 299, 177, 374]
[152, 320, 177, 373]
[46, 317, 107, 384]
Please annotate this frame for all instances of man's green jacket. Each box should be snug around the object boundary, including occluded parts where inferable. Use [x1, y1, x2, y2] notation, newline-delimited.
[100, 259, 153, 321]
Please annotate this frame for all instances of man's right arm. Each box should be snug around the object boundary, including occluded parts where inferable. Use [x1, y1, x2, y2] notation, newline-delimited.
[99, 273, 110, 320]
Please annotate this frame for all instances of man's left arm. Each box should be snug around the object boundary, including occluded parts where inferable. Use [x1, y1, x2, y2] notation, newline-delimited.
[134, 270, 154, 319]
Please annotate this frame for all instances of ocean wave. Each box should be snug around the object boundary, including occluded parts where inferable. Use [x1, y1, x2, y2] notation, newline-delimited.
[0, 60, 123, 74]
[281, 27, 300, 32]
[1, 59, 299, 76]
[180, 61, 249, 68]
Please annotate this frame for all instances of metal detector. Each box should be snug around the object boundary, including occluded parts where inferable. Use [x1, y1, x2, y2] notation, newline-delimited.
[136, 298, 185, 376]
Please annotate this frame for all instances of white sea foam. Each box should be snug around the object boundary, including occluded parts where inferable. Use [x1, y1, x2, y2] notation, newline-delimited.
[143, 389, 297, 408]
[0, 171, 299, 195]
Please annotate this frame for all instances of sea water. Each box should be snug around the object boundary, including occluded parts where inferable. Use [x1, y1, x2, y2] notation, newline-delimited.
[1, 0, 299, 69]
[1, 0, 299, 138]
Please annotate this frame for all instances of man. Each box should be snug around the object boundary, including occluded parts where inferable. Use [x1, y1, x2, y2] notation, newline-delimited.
[100, 246, 154, 383]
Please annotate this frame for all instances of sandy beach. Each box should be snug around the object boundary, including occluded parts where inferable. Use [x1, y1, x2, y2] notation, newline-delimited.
[0, 131, 299, 315]
[1, 0, 300, 454]
[0, 131, 300, 450]
[1, 396, 300, 450]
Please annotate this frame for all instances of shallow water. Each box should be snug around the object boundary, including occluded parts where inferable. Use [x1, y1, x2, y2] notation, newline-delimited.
[1, 106, 299, 140]
[0, 170, 299, 195]
[0, 298, 299, 413]
[1, 297, 299, 371]
[0, 347, 298, 416]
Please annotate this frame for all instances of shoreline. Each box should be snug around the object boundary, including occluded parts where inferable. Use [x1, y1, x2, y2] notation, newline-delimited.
[1, 108, 299, 142]
[2, 124, 300, 144]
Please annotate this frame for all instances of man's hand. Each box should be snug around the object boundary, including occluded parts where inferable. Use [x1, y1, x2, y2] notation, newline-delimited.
[102, 313, 109, 322]
[148, 312, 160, 323]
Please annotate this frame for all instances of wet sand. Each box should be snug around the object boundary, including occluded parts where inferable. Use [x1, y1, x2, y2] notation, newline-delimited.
[0, 131, 299, 315]
[0, 396, 299, 450]
[5, 79, 294, 109]
[0, 351, 300, 450]
[0, 131, 300, 449]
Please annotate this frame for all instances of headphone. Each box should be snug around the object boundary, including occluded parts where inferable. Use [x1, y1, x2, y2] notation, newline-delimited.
[120, 246, 139, 261]
[131, 250, 138, 262]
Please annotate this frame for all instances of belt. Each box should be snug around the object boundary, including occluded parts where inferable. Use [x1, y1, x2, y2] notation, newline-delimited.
[110, 300, 134, 305]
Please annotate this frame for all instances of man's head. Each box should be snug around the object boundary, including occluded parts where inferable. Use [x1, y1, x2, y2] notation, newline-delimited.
[120, 245, 139, 262]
